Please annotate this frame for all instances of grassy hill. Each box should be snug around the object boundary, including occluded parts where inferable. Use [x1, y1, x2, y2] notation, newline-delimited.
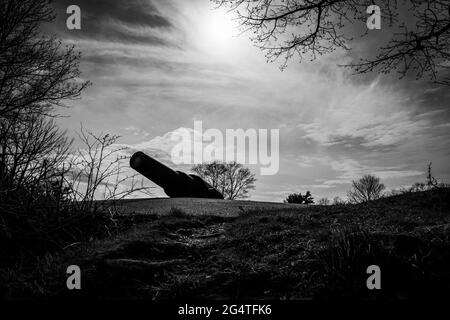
[112, 197, 305, 217]
[2, 188, 449, 300]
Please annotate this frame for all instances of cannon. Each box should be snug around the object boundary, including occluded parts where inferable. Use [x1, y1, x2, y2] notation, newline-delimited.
[130, 151, 224, 199]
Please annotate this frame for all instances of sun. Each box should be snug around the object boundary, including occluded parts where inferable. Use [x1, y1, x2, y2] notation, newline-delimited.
[196, 8, 239, 57]
[207, 11, 235, 45]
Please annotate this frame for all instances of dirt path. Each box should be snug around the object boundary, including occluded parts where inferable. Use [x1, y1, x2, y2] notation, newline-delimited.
[77, 213, 234, 299]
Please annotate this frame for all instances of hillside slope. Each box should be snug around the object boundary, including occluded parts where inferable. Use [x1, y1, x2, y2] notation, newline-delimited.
[3, 188, 450, 300]
[113, 197, 304, 217]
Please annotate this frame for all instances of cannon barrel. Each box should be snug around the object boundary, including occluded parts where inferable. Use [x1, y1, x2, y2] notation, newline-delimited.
[130, 151, 223, 199]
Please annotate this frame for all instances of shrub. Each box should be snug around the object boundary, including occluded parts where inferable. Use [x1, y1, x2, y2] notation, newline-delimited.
[284, 191, 314, 204]
[315, 226, 450, 300]
[332, 196, 346, 205]
[317, 198, 330, 205]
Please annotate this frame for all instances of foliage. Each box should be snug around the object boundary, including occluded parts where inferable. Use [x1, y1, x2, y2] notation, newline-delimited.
[284, 191, 314, 204]
[0, 0, 153, 264]
[6, 188, 449, 299]
[0, 124, 152, 261]
[387, 162, 448, 196]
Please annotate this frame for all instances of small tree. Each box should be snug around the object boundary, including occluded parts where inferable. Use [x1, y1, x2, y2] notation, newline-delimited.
[317, 197, 330, 206]
[410, 182, 427, 193]
[347, 174, 385, 204]
[426, 162, 438, 189]
[409, 162, 447, 192]
[67, 126, 151, 212]
[192, 161, 256, 200]
[333, 196, 346, 205]
[284, 191, 314, 204]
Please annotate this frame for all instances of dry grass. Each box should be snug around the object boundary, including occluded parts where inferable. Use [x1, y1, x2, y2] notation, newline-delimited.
[1, 188, 449, 300]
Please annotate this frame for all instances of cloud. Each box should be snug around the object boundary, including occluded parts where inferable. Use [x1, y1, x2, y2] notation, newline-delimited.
[326, 158, 423, 184]
[122, 126, 150, 137]
[46, 0, 449, 202]
[296, 79, 436, 149]
[66, 135, 181, 200]
[47, 0, 176, 46]
[131, 125, 262, 169]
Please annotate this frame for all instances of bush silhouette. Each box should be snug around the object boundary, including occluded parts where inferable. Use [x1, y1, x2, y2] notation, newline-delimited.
[284, 191, 314, 204]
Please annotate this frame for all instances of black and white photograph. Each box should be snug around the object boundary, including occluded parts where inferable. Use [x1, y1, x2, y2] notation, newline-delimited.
[0, 0, 449, 313]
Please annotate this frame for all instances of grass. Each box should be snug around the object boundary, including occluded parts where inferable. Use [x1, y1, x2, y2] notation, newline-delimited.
[1, 188, 449, 300]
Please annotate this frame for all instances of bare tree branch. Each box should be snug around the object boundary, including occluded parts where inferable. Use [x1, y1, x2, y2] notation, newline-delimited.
[215, 0, 450, 84]
[0, 0, 90, 119]
[192, 161, 256, 199]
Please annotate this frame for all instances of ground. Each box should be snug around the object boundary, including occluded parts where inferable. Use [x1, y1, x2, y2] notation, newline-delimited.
[2, 189, 450, 300]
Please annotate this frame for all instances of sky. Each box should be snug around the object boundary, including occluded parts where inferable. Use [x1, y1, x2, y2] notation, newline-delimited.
[44, 0, 450, 202]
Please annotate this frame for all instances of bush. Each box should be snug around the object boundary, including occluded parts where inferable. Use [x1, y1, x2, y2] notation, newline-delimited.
[315, 226, 450, 300]
[284, 191, 314, 204]
[316, 198, 330, 205]
[0, 125, 151, 263]
[332, 196, 346, 205]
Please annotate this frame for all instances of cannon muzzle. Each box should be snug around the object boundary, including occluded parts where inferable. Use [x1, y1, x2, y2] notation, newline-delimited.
[130, 151, 223, 199]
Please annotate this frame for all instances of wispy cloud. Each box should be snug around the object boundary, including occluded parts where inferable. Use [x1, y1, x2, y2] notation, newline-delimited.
[48, 0, 176, 45]
[296, 79, 434, 149]
[44, 0, 449, 202]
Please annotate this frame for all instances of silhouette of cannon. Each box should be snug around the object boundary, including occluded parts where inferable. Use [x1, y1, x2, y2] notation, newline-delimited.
[130, 151, 224, 199]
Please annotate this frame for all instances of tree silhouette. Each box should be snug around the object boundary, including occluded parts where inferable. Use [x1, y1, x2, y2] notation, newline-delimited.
[333, 196, 346, 205]
[426, 162, 438, 188]
[215, 0, 450, 84]
[347, 174, 385, 203]
[0, 113, 72, 199]
[192, 161, 256, 199]
[0, 0, 90, 120]
[317, 197, 330, 205]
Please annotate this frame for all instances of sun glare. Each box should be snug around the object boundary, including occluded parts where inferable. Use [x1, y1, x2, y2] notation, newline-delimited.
[196, 8, 239, 56]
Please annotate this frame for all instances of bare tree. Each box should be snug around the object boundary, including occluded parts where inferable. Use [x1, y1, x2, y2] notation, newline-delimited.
[0, 0, 89, 120]
[67, 126, 151, 212]
[0, 113, 72, 201]
[215, 0, 450, 84]
[191, 161, 227, 191]
[426, 162, 438, 188]
[317, 197, 331, 205]
[332, 196, 345, 205]
[409, 162, 445, 192]
[192, 161, 256, 199]
[0, 0, 90, 205]
[347, 174, 385, 203]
